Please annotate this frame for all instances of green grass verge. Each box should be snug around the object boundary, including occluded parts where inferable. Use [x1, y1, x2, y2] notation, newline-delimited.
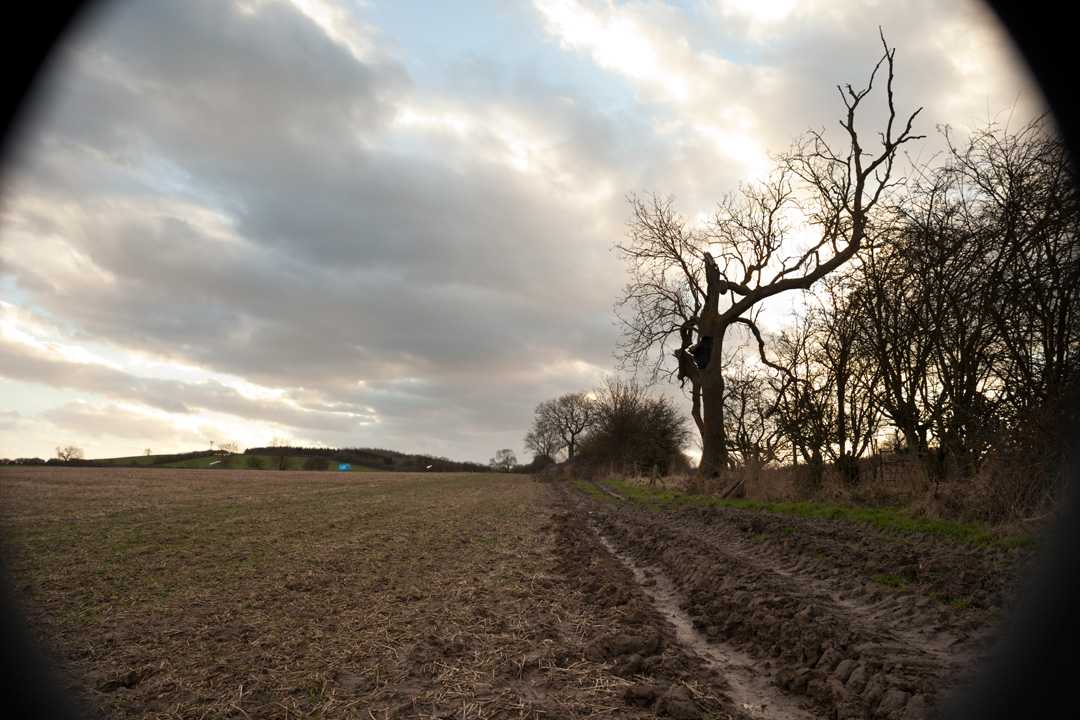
[593, 477, 1034, 549]
[574, 479, 610, 501]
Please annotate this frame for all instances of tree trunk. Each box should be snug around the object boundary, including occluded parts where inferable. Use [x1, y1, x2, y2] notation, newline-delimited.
[696, 253, 728, 477]
[808, 446, 825, 489]
[836, 373, 848, 460]
[691, 382, 704, 440]
[699, 368, 728, 476]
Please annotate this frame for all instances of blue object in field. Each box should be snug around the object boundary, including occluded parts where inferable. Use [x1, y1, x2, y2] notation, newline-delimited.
[338, 463, 351, 471]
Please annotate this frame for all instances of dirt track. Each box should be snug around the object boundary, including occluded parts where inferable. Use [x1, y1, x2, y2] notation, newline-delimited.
[561, 481, 1034, 720]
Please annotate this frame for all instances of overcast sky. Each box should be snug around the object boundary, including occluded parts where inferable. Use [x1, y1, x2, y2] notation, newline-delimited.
[0, 0, 1044, 463]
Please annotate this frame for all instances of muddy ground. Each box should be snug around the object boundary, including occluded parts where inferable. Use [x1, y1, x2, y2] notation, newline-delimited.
[571, 481, 1035, 720]
[0, 468, 1034, 719]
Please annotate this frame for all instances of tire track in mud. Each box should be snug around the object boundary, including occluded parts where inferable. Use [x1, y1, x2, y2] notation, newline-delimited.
[676, 503, 1022, 637]
[576, 492, 1022, 720]
[595, 509, 945, 719]
[556, 481, 1033, 719]
[591, 524, 817, 720]
[646, 518, 973, 664]
[547, 495, 748, 720]
[719, 506, 1013, 659]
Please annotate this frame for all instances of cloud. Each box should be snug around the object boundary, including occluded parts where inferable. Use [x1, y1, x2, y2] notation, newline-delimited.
[42, 401, 189, 441]
[533, 0, 1041, 181]
[0, 410, 25, 432]
[0, 304, 376, 434]
[0, 0, 1044, 461]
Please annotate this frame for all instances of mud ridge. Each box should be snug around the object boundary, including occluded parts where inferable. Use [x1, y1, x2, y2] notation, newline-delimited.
[631, 513, 977, 663]
[592, 524, 817, 720]
[573, 490, 1030, 720]
[547, 489, 751, 719]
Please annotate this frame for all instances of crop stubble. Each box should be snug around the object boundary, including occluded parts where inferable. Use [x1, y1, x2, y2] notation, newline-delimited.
[1, 468, 1030, 719]
[1, 468, 742, 719]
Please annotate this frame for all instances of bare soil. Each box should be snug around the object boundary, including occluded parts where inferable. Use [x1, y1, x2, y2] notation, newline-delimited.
[0, 468, 1033, 719]
[0, 468, 745, 719]
[571, 482, 1035, 720]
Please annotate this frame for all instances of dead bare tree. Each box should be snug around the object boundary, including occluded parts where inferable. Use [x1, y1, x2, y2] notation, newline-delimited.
[768, 313, 833, 476]
[55, 445, 84, 462]
[616, 193, 709, 439]
[618, 30, 923, 476]
[723, 356, 783, 467]
[535, 393, 597, 462]
[524, 410, 563, 463]
[489, 449, 517, 472]
[944, 115, 1080, 424]
[813, 277, 882, 477]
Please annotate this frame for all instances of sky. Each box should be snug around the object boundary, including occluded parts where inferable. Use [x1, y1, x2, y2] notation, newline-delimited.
[0, 0, 1045, 463]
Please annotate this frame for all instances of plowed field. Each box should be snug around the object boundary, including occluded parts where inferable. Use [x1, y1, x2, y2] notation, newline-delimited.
[0, 468, 1035, 719]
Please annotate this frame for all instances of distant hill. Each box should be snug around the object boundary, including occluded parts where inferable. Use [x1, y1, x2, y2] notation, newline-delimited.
[94, 450, 218, 467]
[77, 446, 490, 472]
[242, 445, 490, 473]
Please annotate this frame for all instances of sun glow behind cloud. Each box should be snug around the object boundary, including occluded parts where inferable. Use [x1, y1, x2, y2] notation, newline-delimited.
[532, 0, 782, 188]
[718, 0, 798, 25]
[692, 123, 771, 180]
[535, 0, 690, 103]
[390, 100, 615, 200]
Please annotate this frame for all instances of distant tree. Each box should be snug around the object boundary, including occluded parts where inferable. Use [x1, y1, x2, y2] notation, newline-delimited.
[264, 437, 290, 468]
[767, 314, 829, 471]
[525, 453, 556, 472]
[524, 409, 563, 463]
[847, 233, 941, 455]
[722, 356, 783, 468]
[490, 449, 517, 472]
[55, 445, 84, 462]
[218, 441, 239, 454]
[811, 278, 882, 476]
[144, 448, 152, 456]
[535, 393, 597, 461]
[576, 377, 691, 478]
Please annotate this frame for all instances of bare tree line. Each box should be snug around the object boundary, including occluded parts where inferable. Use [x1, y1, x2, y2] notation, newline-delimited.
[525, 379, 691, 478]
[612, 32, 1078, 516]
[617, 31, 924, 478]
